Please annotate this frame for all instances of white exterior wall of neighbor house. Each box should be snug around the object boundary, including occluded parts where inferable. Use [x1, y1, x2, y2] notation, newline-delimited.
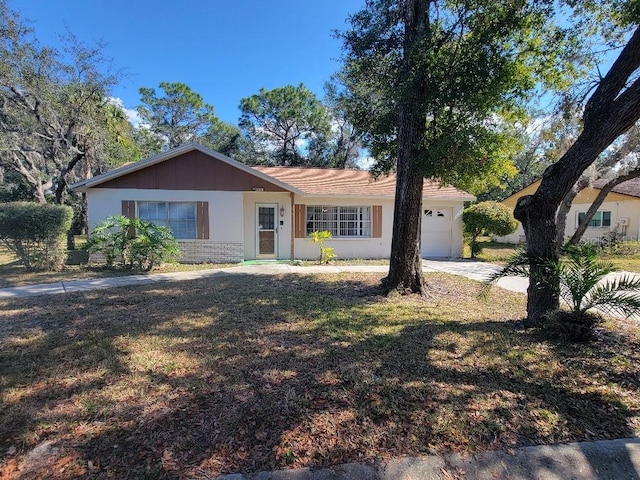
[242, 191, 293, 260]
[85, 188, 245, 263]
[496, 200, 640, 244]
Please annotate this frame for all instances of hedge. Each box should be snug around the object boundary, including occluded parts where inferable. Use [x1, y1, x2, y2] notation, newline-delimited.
[0, 202, 73, 271]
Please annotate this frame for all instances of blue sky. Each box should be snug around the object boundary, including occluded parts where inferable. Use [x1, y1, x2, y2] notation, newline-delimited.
[13, 0, 366, 124]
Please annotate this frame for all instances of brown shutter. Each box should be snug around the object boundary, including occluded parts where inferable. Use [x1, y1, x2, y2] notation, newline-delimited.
[121, 200, 136, 238]
[372, 205, 382, 238]
[294, 204, 306, 238]
[196, 201, 209, 239]
[121, 200, 135, 219]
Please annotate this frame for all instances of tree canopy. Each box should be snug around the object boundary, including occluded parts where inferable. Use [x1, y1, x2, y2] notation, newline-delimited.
[338, 0, 574, 294]
[0, 0, 130, 205]
[136, 82, 219, 151]
[239, 84, 332, 166]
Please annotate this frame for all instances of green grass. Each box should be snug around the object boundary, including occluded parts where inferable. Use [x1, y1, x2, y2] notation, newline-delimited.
[600, 241, 640, 272]
[1, 272, 638, 478]
[468, 239, 640, 273]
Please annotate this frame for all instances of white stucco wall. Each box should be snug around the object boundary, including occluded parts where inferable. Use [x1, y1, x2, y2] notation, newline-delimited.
[86, 188, 468, 262]
[87, 188, 244, 263]
[495, 200, 640, 244]
[292, 196, 395, 260]
[86, 188, 244, 242]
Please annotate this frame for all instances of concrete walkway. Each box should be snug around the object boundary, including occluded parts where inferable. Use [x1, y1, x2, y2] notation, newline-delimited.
[0, 260, 524, 299]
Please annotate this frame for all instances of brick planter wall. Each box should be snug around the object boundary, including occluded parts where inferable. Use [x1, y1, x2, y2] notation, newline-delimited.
[89, 241, 245, 265]
[177, 241, 244, 264]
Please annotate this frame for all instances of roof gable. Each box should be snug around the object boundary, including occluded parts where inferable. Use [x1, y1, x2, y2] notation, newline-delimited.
[70, 144, 300, 193]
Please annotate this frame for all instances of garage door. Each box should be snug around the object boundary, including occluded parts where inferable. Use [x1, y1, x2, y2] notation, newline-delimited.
[421, 207, 452, 257]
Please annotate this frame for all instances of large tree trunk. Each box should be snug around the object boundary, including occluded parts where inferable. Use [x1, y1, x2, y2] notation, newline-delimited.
[515, 28, 640, 324]
[383, 0, 429, 295]
[384, 124, 426, 294]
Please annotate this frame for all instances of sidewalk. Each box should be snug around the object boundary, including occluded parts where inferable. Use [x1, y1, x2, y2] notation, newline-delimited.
[0, 260, 526, 299]
[217, 437, 640, 479]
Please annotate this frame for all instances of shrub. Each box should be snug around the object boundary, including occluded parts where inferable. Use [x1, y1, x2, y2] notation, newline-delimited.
[486, 244, 640, 341]
[86, 215, 179, 271]
[308, 230, 337, 264]
[0, 202, 73, 271]
[463, 202, 517, 258]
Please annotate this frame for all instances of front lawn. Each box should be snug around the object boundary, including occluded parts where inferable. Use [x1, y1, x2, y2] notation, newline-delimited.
[1, 272, 638, 479]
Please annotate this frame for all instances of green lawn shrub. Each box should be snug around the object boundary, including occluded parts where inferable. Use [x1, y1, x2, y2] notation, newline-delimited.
[0, 202, 73, 271]
[308, 230, 337, 264]
[86, 215, 179, 271]
[463, 202, 518, 258]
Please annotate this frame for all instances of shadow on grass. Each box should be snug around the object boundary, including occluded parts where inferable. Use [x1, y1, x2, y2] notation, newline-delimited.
[0, 272, 638, 479]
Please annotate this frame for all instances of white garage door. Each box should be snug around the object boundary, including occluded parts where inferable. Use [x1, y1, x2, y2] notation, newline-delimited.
[421, 207, 452, 257]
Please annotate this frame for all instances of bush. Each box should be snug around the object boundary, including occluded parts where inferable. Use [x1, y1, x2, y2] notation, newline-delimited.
[308, 230, 337, 264]
[0, 202, 73, 271]
[86, 215, 180, 271]
[463, 202, 518, 258]
[486, 244, 640, 341]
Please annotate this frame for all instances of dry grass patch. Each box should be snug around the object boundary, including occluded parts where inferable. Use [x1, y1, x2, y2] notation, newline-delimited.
[0, 272, 638, 479]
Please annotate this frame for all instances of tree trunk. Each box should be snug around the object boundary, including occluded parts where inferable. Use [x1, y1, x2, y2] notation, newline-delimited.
[514, 194, 559, 324]
[516, 134, 638, 323]
[515, 27, 640, 325]
[384, 131, 426, 294]
[555, 178, 586, 248]
[383, 0, 429, 295]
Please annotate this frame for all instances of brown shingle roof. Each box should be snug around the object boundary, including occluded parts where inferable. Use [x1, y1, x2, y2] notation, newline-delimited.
[593, 176, 640, 198]
[253, 166, 474, 199]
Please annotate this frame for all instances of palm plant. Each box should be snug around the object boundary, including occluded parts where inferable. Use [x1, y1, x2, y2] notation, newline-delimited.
[486, 244, 640, 341]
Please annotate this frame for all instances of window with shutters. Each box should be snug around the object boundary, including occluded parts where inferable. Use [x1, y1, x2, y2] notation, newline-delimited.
[305, 206, 371, 237]
[138, 201, 196, 239]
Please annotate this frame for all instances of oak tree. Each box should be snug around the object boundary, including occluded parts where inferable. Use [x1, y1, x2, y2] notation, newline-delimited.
[339, 0, 565, 294]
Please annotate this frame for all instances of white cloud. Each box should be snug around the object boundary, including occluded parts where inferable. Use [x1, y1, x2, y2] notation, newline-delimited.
[357, 155, 375, 170]
[108, 97, 143, 127]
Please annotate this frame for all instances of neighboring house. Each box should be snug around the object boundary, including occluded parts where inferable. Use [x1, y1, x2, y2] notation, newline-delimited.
[496, 178, 640, 244]
[71, 143, 475, 263]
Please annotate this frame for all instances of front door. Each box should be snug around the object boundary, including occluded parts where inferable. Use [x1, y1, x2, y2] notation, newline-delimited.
[256, 204, 277, 257]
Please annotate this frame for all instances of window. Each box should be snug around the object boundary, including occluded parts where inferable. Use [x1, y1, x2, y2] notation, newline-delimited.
[424, 209, 445, 217]
[577, 210, 611, 228]
[306, 206, 371, 237]
[138, 201, 196, 239]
